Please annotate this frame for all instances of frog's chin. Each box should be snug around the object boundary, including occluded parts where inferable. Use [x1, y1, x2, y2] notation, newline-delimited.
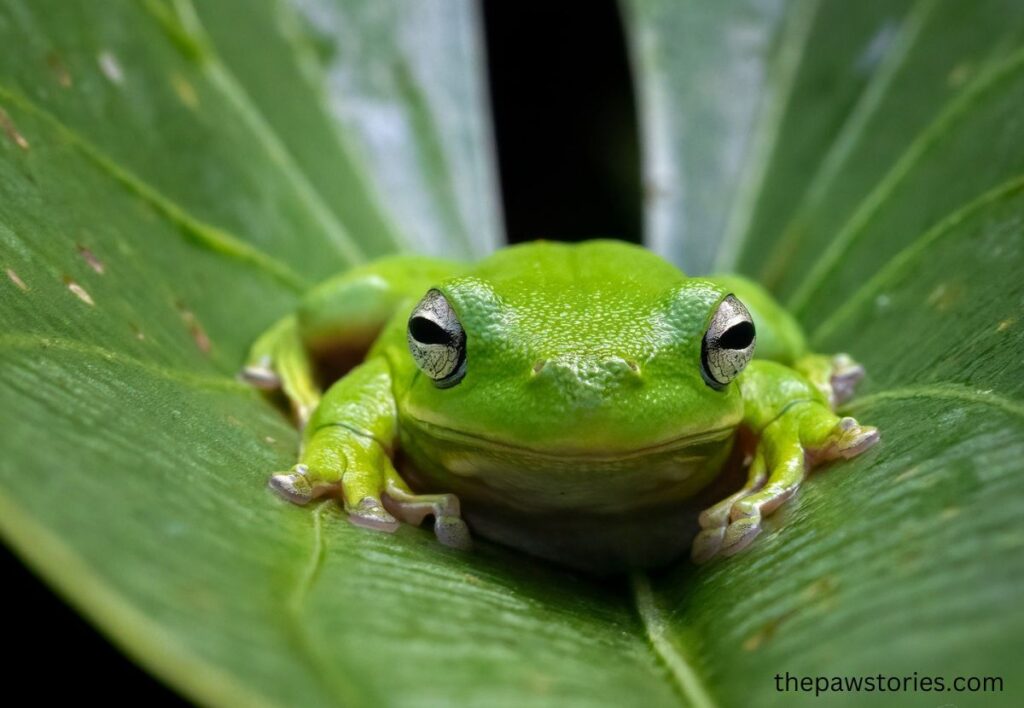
[398, 414, 738, 572]
[400, 414, 734, 461]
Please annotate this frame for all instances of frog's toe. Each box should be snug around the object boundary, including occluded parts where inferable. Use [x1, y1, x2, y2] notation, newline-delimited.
[435, 515, 473, 550]
[691, 527, 726, 563]
[242, 356, 281, 391]
[812, 417, 880, 462]
[348, 497, 400, 533]
[269, 464, 316, 504]
[720, 516, 762, 557]
[383, 485, 473, 550]
[830, 354, 865, 406]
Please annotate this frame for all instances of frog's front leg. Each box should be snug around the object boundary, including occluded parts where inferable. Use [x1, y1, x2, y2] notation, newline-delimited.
[243, 255, 465, 427]
[268, 356, 471, 548]
[692, 361, 878, 563]
[244, 315, 319, 427]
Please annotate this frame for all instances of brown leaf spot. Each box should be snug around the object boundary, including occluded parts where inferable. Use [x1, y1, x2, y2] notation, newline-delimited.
[947, 62, 972, 88]
[801, 575, 838, 602]
[177, 302, 212, 354]
[0, 107, 29, 150]
[64, 276, 95, 306]
[171, 73, 199, 110]
[940, 506, 961, 521]
[77, 245, 105, 274]
[744, 576, 838, 651]
[47, 52, 73, 88]
[926, 282, 963, 313]
[97, 50, 124, 84]
[6, 267, 28, 291]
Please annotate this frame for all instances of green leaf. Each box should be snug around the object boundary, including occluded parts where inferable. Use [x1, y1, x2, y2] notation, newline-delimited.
[2, 1, 1023, 707]
[625, 1, 1024, 707]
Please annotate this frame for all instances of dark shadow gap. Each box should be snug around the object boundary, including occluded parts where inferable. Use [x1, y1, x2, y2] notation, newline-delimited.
[0, 543, 189, 705]
[482, 0, 642, 244]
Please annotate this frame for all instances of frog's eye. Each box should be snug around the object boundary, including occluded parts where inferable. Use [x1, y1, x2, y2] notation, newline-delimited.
[407, 289, 467, 388]
[701, 294, 756, 388]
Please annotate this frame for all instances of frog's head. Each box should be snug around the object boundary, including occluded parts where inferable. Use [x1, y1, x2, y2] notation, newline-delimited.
[399, 243, 755, 461]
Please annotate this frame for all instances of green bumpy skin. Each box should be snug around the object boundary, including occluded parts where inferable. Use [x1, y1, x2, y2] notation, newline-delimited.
[244, 240, 878, 572]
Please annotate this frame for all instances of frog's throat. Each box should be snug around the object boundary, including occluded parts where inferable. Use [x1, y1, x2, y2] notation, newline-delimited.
[400, 416, 734, 461]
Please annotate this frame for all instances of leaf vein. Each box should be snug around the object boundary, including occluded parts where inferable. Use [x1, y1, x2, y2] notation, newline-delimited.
[811, 174, 1024, 344]
[758, 0, 932, 287]
[787, 46, 1024, 312]
[0, 333, 252, 393]
[841, 383, 1024, 420]
[631, 572, 717, 708]
[0, 85, 309, 292]
[156, 0, 370, 265]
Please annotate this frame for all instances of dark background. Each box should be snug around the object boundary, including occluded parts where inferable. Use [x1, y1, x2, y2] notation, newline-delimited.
[486, 1, 640, 244]
[1, 1, 639, 703]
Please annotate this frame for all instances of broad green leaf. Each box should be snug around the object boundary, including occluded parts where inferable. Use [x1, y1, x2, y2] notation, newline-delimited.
[626, 1, 1024, 707]
[3, 1, 1024, 707]
[755, 0, 1024, 300]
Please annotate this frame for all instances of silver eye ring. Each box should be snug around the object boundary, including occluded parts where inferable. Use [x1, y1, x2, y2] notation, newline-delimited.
[407, 289, 466, 388]
[701, 294, 756, 388]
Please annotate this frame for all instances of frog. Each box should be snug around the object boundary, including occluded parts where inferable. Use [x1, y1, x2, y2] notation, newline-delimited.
[243, 240, 878, 571]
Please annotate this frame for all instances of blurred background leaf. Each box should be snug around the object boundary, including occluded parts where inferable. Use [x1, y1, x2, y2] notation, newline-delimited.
[1, 0, 1022, 706]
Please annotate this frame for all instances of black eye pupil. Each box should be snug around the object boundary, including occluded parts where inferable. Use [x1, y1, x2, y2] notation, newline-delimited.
[409, 316, 450, 345]
[718, 321, 755, 350]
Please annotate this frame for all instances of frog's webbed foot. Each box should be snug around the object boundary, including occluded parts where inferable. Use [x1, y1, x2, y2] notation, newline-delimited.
[794, 353, 865, 409]
[348, 497, 401, 532]
[692, 404, 879, 563]
[269, 425, 470, 546]
[809, 415, 880, 462]
[269, 463, 329, 505]
[383, 480, 473, 550]
[692, 454, 768, 563]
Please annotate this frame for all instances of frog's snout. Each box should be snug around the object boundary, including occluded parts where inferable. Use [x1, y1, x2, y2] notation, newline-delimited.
[529, 354, 642, 405]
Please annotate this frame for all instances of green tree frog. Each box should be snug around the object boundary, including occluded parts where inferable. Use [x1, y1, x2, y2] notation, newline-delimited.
[243, 240, 877, 571]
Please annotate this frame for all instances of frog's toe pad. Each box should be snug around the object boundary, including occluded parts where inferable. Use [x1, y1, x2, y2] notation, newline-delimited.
[435, 516, 473, 550]
[720, 517, 762, 557]
[348, 498, 400, 533]
[269, 464, 315, 504]
[691, 527, 726, 564]
[242, 359, 281, 391]
[825, 417, 880, 460]
[830, 354, 865, 406]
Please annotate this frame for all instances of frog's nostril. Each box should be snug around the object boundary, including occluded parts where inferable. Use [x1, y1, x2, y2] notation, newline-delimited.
[531, 359, 547, 376]
[624, 359, 640, 374]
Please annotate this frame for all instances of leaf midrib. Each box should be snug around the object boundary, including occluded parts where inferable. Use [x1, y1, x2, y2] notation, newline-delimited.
[146, 0, 378, 265]
[632, 573, 718, 708]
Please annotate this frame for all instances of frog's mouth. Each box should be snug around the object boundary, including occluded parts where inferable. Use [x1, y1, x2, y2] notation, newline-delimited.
[401, 415, 734, 462]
